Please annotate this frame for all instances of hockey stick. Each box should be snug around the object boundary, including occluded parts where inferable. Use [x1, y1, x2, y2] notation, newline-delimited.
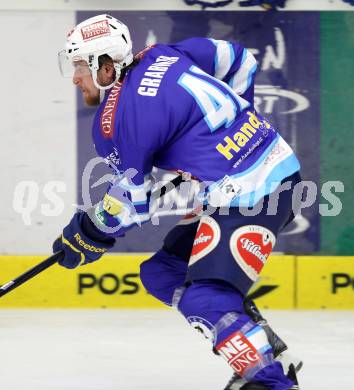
[0, 251, 63, 298]
[0, 174, 185, 299]
[246, 285, 278, 301]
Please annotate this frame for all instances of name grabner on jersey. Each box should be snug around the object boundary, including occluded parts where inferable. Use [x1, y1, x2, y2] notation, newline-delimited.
[138, 56, 179, 97]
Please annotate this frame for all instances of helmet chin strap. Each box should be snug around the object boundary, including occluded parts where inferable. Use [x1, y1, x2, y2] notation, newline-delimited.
[99, 89, 106, 103]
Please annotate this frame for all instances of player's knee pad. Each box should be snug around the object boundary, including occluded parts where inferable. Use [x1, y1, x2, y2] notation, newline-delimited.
[140, 249, 188, 306]
[177, 280, 245, 322]
[177, 280, 246, 342]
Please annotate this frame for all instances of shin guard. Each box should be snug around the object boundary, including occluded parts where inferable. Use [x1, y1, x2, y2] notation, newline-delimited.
[178, 281, 294, 390]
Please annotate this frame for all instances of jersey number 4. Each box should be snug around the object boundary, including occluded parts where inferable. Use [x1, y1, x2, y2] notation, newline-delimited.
[178, 65, 249, 133]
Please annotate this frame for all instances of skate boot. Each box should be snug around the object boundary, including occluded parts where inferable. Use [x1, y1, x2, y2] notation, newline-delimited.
[286, 363, 300, 390]
[223, 299, 302, 390]
[224, 361, 301, 390]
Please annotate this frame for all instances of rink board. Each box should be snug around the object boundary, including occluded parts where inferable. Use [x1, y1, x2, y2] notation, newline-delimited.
[0, 254, 293, 309]
[0, 254, 163, 308]
[297, 256, 354, 309]
[0, 255, 353, 309]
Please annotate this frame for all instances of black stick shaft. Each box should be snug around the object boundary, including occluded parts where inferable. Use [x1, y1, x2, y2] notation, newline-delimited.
[0, 175, 185, 299]
[156, 175, 184, 197]
[0, 251, 63, 298]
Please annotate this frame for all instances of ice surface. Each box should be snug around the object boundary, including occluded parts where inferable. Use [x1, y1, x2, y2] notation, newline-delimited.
[0, 309, 353, 389]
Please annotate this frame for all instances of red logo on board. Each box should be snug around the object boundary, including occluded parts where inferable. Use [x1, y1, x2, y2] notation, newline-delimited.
[229, 225, 275, 281]
[216, 331, 261, 377]
[189, 216, 220, 265]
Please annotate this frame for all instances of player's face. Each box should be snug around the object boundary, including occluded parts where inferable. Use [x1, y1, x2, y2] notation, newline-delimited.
[72, 61, 100, 106]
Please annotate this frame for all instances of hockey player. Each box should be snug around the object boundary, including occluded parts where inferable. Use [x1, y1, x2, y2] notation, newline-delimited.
[55, 14, 302, 389]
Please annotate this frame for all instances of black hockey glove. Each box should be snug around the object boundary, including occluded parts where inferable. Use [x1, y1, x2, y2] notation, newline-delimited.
[53, 212, 115, 269]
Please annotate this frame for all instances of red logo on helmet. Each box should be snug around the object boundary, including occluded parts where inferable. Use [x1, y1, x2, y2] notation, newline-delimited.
[189, 216, 221, 265]
[81, 20, 110, 41]
[101, 81, 123, 138]
[229, 225, 275, 281]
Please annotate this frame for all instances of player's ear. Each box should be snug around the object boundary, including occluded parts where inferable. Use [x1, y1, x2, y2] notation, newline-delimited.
[103, 63, 115, 77]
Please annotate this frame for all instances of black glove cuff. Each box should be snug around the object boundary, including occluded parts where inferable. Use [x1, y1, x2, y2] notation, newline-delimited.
[81, 212, 116, 245]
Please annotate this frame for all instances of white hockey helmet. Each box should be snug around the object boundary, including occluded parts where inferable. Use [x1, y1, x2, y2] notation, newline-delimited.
[58, 14, 133, 90]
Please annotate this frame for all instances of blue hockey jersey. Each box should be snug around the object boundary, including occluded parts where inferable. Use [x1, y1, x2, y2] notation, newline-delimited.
[91, 38, 300, 237]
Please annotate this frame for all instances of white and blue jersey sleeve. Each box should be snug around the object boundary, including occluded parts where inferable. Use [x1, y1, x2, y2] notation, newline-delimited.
[172, 37, 257, 104]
